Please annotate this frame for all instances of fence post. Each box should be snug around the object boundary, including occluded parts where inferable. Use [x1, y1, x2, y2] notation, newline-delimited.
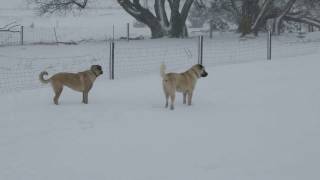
[112, 24, 115, 41]
[109, 41, 115, 80]
[198, 36, 204, 65]
[20, 26, 24, 45]
[127, 23, 130, 41]
[267, 30, 272, 60]
[209, 21, 213, 39]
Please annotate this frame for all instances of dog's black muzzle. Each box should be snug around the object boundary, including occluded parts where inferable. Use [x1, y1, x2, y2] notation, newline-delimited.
[201, 71, 208, 77]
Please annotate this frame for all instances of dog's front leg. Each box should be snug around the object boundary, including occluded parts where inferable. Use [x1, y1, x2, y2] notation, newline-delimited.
[82, 91, 89, 104]
[165, 93, 169, 108]
[183, 92, 187, 104]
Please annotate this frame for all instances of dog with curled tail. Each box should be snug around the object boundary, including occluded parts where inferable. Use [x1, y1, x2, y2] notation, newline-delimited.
[160, 63, 208, 110]
[39, 65, 103, 105]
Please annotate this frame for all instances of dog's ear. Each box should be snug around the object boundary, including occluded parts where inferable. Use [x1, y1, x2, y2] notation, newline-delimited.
[97, 65, 102, 70]
[197, 64, 204, 69]
[91, 65, 101, 70]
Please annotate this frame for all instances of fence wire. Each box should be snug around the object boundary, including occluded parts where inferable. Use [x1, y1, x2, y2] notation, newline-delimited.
[204, 33, 268, 66]
[0, 53, 108, 94]
[0, 33, 319, 94]
[0, 31, 21, 46]
[114, 39, 198, 78]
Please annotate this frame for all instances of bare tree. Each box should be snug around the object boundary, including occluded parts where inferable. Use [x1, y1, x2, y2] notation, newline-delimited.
[230, 0, 320, 36]
[32, 0, 197, 38]
[33, 0, 88, 15]
[117, 0, 195, 38]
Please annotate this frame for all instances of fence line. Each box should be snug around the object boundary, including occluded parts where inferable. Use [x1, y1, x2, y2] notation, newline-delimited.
[0, 53, 108, 93]
[0, 23, 148, 46]
[113, 39, 198, 79]
[0, 25, 23, 46]
[0, 33, 320, 94]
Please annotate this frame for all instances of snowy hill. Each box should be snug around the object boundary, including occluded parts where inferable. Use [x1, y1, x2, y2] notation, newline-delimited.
[1, 53, 320, 180]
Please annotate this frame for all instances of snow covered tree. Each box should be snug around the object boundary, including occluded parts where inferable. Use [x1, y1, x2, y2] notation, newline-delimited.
[117, 0, 196, 38]
[33, 0, 88, 15]
[227, 0, 320, 36]
[188, 0, 208, 28]
[31, 0, 198, 38]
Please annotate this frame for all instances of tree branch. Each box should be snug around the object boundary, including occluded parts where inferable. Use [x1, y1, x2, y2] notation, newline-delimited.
[274, 0, 296, 34]
[154, 0, 169, 26]
[181, 0, 195, 23]
[251, 0, 273, 30]
[230, 0, 241, 17]
[71, 0, 88, 8]
[284, 14, 320, 28]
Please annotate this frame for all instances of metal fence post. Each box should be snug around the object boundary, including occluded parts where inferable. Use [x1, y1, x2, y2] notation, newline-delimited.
[20, 26, 24, 45]
[127, 23, 130, 41]
[209, 21, 213, 39]
[112, 24, 115, 41]
[267, 30, 272, 60]
[198, 36, 204, 65]
[109, 41, 115, 80]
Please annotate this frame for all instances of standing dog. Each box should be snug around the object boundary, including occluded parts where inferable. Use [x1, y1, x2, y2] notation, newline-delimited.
[39, 65, 103, 105]
[160, 63, 208, 110]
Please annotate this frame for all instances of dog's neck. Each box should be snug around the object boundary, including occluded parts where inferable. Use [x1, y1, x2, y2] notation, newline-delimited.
[190, 68, 200, 78]
[91, 70, 99, 77]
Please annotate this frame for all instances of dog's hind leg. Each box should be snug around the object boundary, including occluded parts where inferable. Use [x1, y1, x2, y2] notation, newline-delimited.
[187, 91, 193, 106]
[170, 93, 175, 110]
[53, 84, 63, 105]
[162, 83, 169, 108]
[183, 92, 187, 104]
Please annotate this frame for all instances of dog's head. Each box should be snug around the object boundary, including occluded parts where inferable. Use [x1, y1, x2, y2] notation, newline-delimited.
[91, 65, 103, 77]
[193, 64, 208, 78]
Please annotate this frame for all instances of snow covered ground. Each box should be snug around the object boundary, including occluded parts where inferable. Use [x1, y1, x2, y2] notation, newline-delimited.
[0, 1, 150, 44]
[1, 52, 320, 180]
[1, 1, 320, 179]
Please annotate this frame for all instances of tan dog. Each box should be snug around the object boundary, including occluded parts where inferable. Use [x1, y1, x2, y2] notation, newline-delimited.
[160, 63, 208, 110]
[39, 65, 103, 105]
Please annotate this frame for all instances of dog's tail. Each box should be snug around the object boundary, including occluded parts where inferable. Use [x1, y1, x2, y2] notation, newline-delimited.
[39, 71, 50, 84]
[160, 63, 166, 78]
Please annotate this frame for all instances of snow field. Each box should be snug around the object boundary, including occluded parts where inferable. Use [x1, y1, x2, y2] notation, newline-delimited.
[1, 53, 320, 180]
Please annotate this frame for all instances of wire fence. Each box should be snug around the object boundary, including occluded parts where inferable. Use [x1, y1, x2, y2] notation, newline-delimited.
[114, 39, 198, 78]
[0, 53, 108, 93]
[0, 33, 319, 94]
[204, 34, 268, 66]
[0, 25, 23, 46]
[0, 23, 149, 45]
[0, 31, 21, 46]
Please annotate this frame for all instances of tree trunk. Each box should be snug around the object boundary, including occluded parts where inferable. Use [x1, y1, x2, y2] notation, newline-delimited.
[170, 10, 186, 37]
[117, 0, 194, 39]
[149, 22, 166, 38]
[274, 0, 296, 35]
[238, 0, 260, 36]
